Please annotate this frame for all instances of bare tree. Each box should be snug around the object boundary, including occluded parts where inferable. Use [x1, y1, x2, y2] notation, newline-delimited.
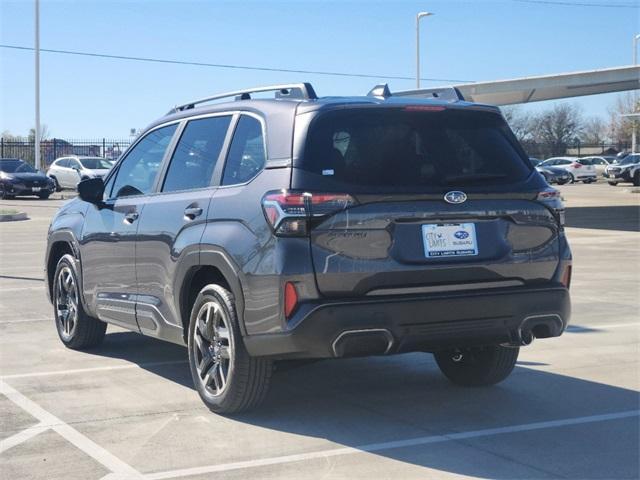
[530, 104, 583, 157]
[607, 93, 638, 148]
[502, 106, 533, 143]
[28, 124, 50, 142]
[581, 116, 607, 145]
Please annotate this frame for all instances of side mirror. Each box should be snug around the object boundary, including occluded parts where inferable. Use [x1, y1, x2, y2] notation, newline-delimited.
[77, 177, 104, 204]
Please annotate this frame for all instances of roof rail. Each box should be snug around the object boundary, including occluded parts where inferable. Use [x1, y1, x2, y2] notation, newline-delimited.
[168, 83, 318, 114]
[393, 86, 466, 102]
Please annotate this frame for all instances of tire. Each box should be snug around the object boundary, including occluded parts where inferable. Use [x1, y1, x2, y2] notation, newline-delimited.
[608, 181, 617, 186]
[634, 171, 640, 187]
[0, 184, 14, 200]
[38, 192, 50, 200]
[52, 254, 106, 349]
[434, 345, 519, 387]
[557, 180, 568, 185]
[50, 176, 62, 192]
[188, 284, 272, 414]
[569, 173, 576, 184]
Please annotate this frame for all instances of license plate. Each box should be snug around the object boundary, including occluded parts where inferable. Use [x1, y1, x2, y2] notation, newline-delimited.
[422, 223, 478, 258]
[32, 187, 41, 192]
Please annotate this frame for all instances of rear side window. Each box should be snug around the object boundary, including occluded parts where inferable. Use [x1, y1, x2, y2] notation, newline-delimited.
[57, 159, 69, 168]
[221, 116, 266, 186]
[299, 108, 531, 190]
[162, 116, 231, 193]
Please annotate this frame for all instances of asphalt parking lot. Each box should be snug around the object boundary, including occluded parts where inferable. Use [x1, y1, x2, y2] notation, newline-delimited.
[1, 183, 638, 480]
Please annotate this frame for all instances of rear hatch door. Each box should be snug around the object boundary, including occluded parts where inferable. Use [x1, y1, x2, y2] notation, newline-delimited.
[293, 106, 561, 297]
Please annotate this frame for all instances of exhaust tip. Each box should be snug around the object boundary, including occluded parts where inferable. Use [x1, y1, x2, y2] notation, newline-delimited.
[332, 329, 394, 358]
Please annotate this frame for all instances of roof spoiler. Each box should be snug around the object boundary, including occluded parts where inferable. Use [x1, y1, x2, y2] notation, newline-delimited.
[168, 83, 318, 114]
[393, 86, 466, 102]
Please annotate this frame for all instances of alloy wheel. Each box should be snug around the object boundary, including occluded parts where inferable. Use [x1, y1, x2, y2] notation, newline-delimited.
[55, 266, 78, 340]
[192, 301, 233, 396]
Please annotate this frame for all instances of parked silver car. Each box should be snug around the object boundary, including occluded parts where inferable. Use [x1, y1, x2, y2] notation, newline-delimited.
[47, 156, 113, 191]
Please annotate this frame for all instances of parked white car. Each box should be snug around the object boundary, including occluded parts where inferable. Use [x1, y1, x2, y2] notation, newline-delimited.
[47, 156, 113, 191]
[538, 157, 597, 183]
[578, 156, 613, 176]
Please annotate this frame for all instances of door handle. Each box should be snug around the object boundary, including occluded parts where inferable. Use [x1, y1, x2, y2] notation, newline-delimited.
[124, 211, 139, 223]
[184, 206, 203, 220]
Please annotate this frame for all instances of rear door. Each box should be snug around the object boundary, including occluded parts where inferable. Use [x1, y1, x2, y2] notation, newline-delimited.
[135, 114, 233, 341]
[293, 107, 560, 297]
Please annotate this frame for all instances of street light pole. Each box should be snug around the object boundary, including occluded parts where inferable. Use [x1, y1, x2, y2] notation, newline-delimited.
[416, 11, 434, 89]
[632, 34, 640, 153]
[34, 0, 41, 170]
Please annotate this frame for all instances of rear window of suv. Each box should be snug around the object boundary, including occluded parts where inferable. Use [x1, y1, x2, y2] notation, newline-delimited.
[298, 108, 531, 191]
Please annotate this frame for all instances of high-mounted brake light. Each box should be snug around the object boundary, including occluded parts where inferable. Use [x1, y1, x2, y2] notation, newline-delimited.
[262, 190, 357, 236]
[404, 105, 446, 112]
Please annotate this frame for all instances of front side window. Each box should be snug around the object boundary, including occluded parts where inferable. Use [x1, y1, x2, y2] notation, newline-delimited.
[221, 116, 266, 186]
[109, 124, 177, 198]
[162, 116, 231, 193]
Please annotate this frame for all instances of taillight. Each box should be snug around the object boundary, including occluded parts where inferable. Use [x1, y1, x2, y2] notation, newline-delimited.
[262, 190, 357, 236]
[284, 282, 298, 318]
[536, 187, 565, 227]
[572, 162, 582, 169]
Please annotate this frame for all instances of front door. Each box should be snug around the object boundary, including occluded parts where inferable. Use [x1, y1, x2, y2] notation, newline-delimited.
[80, 124, 178, 330]
[135, 115, 233, 343]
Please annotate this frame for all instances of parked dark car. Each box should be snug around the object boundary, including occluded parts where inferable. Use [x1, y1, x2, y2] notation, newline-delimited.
[535, 165, 571, 185]
[0, 158, 55, 199]
[45, 83, 572, 413]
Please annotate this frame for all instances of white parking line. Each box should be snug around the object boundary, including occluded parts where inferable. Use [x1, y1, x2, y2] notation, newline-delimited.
[0, 317, 50, 324]
[0, 422, 49, 454]
[568, 322, 639, 330]
[0, 379, 143, 479]
[1, 360, 188, 380]
[145, 410, 640, 480]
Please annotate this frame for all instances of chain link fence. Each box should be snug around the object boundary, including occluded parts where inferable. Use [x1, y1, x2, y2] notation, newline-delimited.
[0, 138, 133, 167]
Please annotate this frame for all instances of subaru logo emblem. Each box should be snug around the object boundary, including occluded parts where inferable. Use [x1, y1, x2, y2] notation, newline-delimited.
[454, 231, 469, 239]
[444, 191, 467, 204]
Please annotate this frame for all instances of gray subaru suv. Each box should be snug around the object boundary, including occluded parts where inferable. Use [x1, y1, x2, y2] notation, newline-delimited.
[45, 83, 572, 413]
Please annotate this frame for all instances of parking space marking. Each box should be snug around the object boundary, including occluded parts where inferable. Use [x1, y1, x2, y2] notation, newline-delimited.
[0, 379, 143, 479]
[145, 410, 640, 480]
[0, 422, 49, 454]
[568, 322, 639, 330]
[1, 360, 188, 380]
[0, 317, 50, 324]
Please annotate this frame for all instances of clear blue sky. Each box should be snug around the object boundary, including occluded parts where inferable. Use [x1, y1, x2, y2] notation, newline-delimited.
[1, 0, 638, 138]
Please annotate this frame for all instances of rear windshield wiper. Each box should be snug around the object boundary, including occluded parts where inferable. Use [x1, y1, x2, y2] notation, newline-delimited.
[443, 173, 508, 184]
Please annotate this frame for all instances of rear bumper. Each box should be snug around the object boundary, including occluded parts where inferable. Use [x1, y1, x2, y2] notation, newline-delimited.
[244, 286, 571, 359]
[573, 173, 597, 180]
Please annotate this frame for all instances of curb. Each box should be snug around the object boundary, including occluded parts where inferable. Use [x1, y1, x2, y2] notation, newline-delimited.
[0, 212, 29, 222]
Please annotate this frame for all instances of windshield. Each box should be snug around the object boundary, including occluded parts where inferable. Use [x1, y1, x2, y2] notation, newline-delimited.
[80, 158, 113, 169]
[613, 154, 639, 165]
[299, 108, 531, 191]
[0, 160, 37, 173]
